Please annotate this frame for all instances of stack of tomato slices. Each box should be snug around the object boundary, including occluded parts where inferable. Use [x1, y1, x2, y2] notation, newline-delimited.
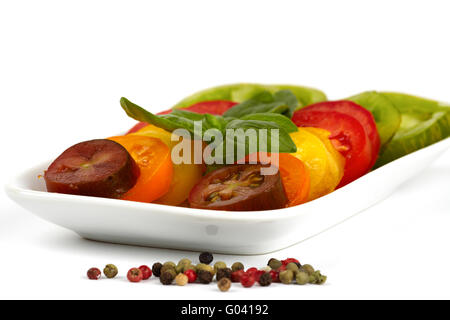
[120, 99, 379, 211]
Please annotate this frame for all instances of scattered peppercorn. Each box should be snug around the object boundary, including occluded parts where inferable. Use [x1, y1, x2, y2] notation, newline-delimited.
[175, 273, 189, 286]
[286, 262, 299, 273]
[197, 270, 213, 284]
[103, 264, 118, 279]
[163, 261, 176, 269]
[240, 273, 256, 288]
[231, 262, 244, 272]
[127, 268, 143, 283]
[184, 269, 197, 283]
[139, 265, 152, 280]
[177, 258, 192, 267]
[268, 258, 282, 270]
[214, 261, 227, 273]
[231, 269, 245, 283]
[258, 272, 272, 286]
[199, 252, 214, 265]
[269, 270, 279, 282]
[296, 271, 309, 285]
[160, 265, 176, 275]
[87, 268, 101, 280]
[216, 268, 232, 281]
[160, 271, 175, 285]
[309, 270, 327, 285]
[279, 270, 294, 284]
[182, 264, 196, 273]
[217, 278, 232, 292]
[152, 262, 163, 277]
[301, 264, 315, 275]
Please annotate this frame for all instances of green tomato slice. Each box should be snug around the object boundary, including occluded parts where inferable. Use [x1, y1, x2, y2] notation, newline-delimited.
[374, 92, 450, 168]
[347, 91, 401, 150]
[173, 83, 327, 109]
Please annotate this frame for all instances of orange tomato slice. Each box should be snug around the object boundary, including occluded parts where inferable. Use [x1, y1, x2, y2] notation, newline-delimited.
[108, 135, 173, 203]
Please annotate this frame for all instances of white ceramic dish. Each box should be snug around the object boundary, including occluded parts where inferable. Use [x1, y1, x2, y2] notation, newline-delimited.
[5, 137, 450, 254]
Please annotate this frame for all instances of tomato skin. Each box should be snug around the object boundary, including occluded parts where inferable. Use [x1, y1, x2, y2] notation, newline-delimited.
[293, 109, 373, 187]
[296, 100, 380, 169]
[126, 100, 237, 134]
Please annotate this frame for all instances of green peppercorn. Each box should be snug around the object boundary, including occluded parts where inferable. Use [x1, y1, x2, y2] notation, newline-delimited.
[268, 258, 282, 270]
[196, 263, 215, 275]
[214, 261, 227, 273]
[231, 262, 244, 272]
[103, 264, 118, 279]
[163, 261, 176, 269]
[309, 270, 327, 285]
[301, 264, 315, 275]
[197, 270, 213, 284]
[286, 262, 299, 273]
[279, 270, 294, 284]
[199, 252, 214, 265]
[160, 265, 176, 275]
[258, 273, 272, 287]
[177, 258, 192, 267]
[175, 264, 184, 274]
[216, 268, 232, 281]
[160, 271, 175, 285]
[152, 262, 163, 277]
[217, 277, 231, 292]
[296, 271, 309, 285]
[182, 264, 196, 273]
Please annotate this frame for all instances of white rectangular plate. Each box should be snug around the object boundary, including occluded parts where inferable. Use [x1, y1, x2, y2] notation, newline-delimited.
[5, 137, 450, 254]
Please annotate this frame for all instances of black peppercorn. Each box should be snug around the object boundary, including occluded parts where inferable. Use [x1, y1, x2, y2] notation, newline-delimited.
[160, 271, 175, 285]
[216, 268, 232, 281]
[199, 252, 214, 265]
[152, 262, 163, 277]
[258, 273, 272, 287]
[197, 270, 213, 284]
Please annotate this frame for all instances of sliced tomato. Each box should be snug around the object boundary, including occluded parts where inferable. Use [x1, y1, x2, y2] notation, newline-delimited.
[296, 100, 380, 168]
[292, 109, 373, 187]
[126, 100, 238, 134]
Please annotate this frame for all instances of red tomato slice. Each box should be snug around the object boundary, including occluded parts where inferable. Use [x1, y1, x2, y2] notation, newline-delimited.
[126, 100, 237, 134]
[296, 101, 380, 169]
[292, 109, 373, 187]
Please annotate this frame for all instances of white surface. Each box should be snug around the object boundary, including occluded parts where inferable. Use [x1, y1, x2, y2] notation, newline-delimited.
[6, 138, 450, 255]
[1, 0, 450, 299]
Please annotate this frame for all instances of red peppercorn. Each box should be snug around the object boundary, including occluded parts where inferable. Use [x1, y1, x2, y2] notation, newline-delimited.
[246, 267, 258, 274]
[87, 268, 101, 280]
[184, 269, 197, 283]
[240, 273, 256, 288]
[255, 270, 265, 282]
[269, 270, 279, 282]
[231, 270, 245, 283]
[127, 268, 143, 282]
[282, 258, 300, 266]
[139, 265, 152, 280]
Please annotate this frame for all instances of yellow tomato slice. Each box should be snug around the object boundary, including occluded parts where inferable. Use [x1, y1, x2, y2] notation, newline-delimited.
[289, 128, 345, 201]
[131, 124, 204, 206]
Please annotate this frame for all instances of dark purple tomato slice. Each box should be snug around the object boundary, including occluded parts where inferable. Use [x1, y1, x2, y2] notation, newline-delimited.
[44, 139, 139, 198]
[188, 164, 287, 211]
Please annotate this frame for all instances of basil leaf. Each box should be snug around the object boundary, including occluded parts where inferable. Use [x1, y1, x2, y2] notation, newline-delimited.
[223, 90, 299, 118]
[240, 113, 298, 133]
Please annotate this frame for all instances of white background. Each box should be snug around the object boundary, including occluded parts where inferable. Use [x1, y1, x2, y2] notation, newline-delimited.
[1, 0, 449, 300]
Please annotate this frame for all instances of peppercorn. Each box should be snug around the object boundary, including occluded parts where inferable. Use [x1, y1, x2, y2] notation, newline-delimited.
[160, 271, 175, 285]
[309, 270, 327, 285]
[199, 252, 214, 265]
[216, 268, 232, 281]
[296, 271, 309, 285]
[282, 258, 300, 266]
[127, 268, 143, 283]
[279, 270, 294, 284]
[217, 277, 232, 292]
[87, 268, 101, 280]
[175, 273, 189, 286]
[182, 264, 196, 273]
[258, 273, 272, 287]
[139, 265, 152, 280]
[160, 265, 176, 276]
[231, 269, 245, 283]
[184, 269, 197, 283]
[214, 261, 227, 274]
[175, 264, 184, 274]
[177, 258, 192, 267]
[286, 262, 299, 273]
[103, 264, 118, 279]
[268, 258, 282, 270]
[261, 266, 272, 273]
[152, 262, 163, 277]
[301, 264, 314, 275]
[240, 273, 256, 288]
[197, 270, 213, 284]
[163, 261, 176, 269]
[231, 262, 244, 272]
[196, 263, 215, 275]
